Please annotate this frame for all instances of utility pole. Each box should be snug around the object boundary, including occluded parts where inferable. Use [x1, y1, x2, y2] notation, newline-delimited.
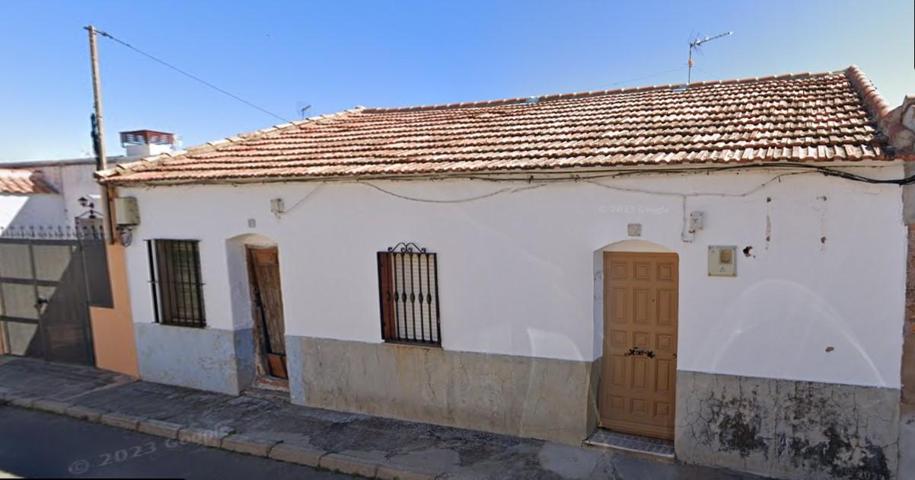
[86, 25, 114, 242]
[86, 25, 107, 171]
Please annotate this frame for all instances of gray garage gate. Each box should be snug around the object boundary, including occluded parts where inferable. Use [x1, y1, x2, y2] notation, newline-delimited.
[0, 225, 111, 366]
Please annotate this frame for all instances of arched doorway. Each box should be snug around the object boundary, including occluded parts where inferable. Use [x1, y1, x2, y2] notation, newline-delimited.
[226, 233, 288, 391]
[597, 240, 679, 440]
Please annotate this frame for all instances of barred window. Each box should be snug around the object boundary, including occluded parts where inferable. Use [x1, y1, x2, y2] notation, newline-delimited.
[147, 239, 205, 328]
[377, 243, 440, 345]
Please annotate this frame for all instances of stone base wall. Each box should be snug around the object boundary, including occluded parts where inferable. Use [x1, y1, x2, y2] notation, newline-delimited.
[287, 336, 598, 445]
[903, 223, 915, 405]
[135, 323, 254, 395]
[676, 370, 900, 480]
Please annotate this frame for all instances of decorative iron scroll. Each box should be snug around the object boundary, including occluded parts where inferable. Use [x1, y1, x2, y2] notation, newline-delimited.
[386, 242, 427, 254]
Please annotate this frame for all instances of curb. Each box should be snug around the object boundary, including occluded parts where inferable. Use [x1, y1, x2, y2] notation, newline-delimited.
[1, 391, 447, 479]
[100, 412, 144, 430]
[268, 442, 326, 467]
[222, 434, 279, 457]
[137, 419, 182, 439]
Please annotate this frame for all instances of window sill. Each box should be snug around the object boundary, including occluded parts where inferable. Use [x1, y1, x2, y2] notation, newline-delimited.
[156, 322, 207, 329]
[383, 340, 442, 350]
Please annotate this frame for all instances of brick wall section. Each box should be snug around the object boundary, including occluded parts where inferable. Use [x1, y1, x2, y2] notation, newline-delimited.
[904, 224, 915, 404]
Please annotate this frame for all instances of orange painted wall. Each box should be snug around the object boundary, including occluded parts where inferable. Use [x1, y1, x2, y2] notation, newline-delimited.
[90, 243, 139, 376]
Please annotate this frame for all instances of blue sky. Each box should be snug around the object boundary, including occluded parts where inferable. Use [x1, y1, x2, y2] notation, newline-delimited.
[1, 1, 912, 161]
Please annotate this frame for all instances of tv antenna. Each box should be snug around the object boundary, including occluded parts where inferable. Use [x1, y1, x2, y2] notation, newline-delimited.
[687, 31, 733, 87]
[296, 102, 312, 119]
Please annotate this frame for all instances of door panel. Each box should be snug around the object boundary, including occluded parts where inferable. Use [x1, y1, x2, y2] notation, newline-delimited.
[599, 252, 678, 440]
[248, 247, 287, 379]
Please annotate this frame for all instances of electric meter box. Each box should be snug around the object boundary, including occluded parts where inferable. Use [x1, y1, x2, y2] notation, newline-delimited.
[114, 197, 140, 226]
[708, 245, 737, 277]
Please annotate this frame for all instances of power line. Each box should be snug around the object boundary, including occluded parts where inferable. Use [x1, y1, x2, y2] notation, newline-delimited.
[94, 28, 291, 123]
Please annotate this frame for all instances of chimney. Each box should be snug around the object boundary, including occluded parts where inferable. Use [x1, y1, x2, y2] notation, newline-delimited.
[120, 130, 176, 157]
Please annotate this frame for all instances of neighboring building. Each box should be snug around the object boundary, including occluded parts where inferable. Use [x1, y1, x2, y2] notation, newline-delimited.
[0, 130, 176, 377]
[0, 168, 64, 229]
[0, 155, 126, 234]
[100, 67, 912, 479]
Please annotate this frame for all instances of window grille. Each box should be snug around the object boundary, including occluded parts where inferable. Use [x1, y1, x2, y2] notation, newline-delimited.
[377, 243, 440, 345]
[147, 239, 205, 328]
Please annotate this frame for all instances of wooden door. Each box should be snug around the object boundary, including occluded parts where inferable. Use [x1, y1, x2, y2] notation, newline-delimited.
[599, 252, 678, 440]
[247, 247, 287, 379]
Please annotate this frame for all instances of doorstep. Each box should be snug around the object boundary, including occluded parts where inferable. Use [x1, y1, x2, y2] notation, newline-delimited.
[584, 429, 675, 461]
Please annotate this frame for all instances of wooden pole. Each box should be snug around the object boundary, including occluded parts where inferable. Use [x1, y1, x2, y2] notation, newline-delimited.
[86, 25, 114, 243]
[87, 25, 107, 171]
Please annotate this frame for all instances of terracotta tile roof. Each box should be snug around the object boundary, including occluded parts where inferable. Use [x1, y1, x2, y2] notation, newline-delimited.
[0, 169, 57, 194]
[101, 66, 896, 185]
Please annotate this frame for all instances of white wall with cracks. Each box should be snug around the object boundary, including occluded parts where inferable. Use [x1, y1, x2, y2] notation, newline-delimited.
[119, 164, 906, 390]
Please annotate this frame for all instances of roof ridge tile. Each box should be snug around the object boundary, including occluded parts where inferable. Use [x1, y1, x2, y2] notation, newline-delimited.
[361, 69, 843, 114]
[844, 65, 892, 120]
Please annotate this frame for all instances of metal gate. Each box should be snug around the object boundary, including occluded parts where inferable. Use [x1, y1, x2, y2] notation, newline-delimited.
[0, 225, 111, 366]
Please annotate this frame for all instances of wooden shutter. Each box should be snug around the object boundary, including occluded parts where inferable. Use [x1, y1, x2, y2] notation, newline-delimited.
[377, 252, 396, 340]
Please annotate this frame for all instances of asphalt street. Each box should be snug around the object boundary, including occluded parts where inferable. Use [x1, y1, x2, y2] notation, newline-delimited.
[0, 405, 355, 479]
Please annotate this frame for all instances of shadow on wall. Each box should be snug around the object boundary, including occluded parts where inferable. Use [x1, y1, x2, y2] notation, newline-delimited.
[0, 193, 69, 233]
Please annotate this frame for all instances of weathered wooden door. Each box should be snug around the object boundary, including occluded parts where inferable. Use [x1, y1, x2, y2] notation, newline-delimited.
[599, 252, 678, 440]
[247, 247, 287, 379]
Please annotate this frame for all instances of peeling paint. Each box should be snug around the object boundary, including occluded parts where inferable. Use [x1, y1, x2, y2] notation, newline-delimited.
[676, 371, 899, 480]
[717, 409, 768, 458]
[788, 427, 890, 480]
[765, 197, 773, 248]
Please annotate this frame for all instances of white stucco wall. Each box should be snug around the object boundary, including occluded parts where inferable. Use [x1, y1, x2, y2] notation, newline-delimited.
[0, 162, 106, 231]
[119, 165, 907, 389]
[0, 193, 68, 229]
[36, 163, 105, 222]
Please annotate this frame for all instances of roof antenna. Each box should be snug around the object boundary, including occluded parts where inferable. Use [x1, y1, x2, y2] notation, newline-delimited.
[687, 31, 733, 88]
[297, 102, 312, 119]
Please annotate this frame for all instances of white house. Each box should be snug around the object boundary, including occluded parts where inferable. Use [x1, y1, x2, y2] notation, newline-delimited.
[99, 66, 914, 480]
[0, 168, 66, 230]
[0, 129, 177, 235]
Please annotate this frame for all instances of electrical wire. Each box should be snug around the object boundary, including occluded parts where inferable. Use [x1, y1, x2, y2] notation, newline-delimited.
[337, 163, 900, 205]
[94, 28, 291, 123]
[583, 172, 804, 199]
[408, 162, 915, 186]
[358, 181, 548, 203]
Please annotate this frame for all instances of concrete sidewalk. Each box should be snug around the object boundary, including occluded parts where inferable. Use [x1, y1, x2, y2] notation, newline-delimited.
[0, 356, 763, 480]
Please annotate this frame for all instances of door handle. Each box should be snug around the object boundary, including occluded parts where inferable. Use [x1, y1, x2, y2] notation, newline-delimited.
[624, 346, 655, 359]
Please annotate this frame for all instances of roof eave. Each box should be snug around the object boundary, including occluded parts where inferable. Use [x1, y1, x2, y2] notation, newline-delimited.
[103, 158, 905, 188]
